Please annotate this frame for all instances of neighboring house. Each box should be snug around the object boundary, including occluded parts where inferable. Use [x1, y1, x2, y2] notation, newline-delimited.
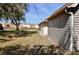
[3, 23, 16, 30]
[2, 23, 39, 30]
[47, 3, 79, 51]
[20, 24, 39, 30]
[20, 24, 31, 29]
[30, 24, 39, 29]
[39, 20, 48, 36]
[35, 24, 39, 29]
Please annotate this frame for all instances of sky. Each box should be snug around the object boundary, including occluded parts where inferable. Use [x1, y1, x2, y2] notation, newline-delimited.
[0, 3, 64, 24]
[25, 3, 64, 24]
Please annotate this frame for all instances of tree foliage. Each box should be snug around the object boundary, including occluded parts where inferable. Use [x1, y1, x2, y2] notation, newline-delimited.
[0, 3, 28, 31]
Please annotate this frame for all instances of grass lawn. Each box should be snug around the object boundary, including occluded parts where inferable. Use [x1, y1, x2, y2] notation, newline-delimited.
[0, 30, 51, 48]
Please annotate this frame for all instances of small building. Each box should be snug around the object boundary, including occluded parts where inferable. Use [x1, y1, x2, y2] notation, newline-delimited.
[47, 3, 79, 51]
[39, 20, 48, 36]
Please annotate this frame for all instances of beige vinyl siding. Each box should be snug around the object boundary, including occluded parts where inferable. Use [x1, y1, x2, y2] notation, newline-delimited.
[48, 13, 69, 44]
[74, 9, 79, 50]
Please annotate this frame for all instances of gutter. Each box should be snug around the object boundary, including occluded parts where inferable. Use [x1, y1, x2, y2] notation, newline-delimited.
[65, 9, 74, 52]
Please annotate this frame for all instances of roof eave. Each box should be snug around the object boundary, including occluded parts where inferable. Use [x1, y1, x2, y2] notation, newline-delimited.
[47, 3, 73, 20]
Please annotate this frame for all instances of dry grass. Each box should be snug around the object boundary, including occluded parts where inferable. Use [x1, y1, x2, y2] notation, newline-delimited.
[0, 31, 51, 48]
[0, 30, 66, 55]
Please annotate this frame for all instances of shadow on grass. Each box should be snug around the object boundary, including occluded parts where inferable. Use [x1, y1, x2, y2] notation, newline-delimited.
[0, 38, 13, 43]
[0, 44, 66, 55]
[0, 30, 16, 37]
[0, 30, 38, 37]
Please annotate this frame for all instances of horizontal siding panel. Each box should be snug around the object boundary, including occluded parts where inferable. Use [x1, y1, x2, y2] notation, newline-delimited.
[74, 31, 79, 33]
[74, 15, 79, 17]
[74, 30, 79, 32]
[74, 21, 79, 25]
[74, 20, 79, 22]
[72, 11, 79, 50]
[74, 23, 79, 25]
[74, 33, 79, 35]
[74, 30, 79, 31]
[48, 28, 64, 42]
[74, 13, 79, 15]
[74, 27, 79, 28]
[74, 24, 79, 26]
[74, 19, 79, 21]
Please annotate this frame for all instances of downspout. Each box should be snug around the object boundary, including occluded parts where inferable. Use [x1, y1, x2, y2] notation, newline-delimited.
[65, 9, 74, 52]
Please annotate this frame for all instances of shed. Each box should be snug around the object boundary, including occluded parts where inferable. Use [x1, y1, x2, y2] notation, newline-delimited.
[39, 20, 48, 36]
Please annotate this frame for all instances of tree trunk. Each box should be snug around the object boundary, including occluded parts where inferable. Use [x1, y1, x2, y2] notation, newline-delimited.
[16, 24, 19, 31]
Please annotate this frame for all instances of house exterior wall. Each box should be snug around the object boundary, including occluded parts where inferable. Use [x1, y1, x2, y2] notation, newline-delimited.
[48, 13, 69, 45]
[48, 4, 79, 51]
